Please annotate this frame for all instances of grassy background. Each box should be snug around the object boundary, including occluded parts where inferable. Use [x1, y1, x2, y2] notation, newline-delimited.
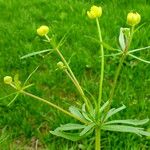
[0, 0, 150, 149]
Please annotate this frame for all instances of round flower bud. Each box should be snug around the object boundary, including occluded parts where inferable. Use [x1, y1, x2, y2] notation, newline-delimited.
[37, 25, 49, 36]
[127, 12, 141, 26]
[87, 5, 102, 19]
[4, 76, 12, 84]
[57, 61, 65, 70]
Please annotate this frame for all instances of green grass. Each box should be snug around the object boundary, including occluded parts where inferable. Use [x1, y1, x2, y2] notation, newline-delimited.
[0, 0, 150, 149]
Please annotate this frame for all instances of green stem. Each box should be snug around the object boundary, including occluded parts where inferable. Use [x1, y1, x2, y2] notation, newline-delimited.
[106, 53, 126, 111]
[96, 18, 104, 119]
[106, 26, 135, 113]
[45, 34, 91, 111]
[21, 90, 87, 124]
[95, 127, 101, 150]
[64, 69, 91, 110]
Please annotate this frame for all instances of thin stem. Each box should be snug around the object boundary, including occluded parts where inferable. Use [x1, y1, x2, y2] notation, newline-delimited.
[95, 127, 101, 150]
[106, 53, 126, 112]
[96, 18, 104, 119]
[64, 69, 91, 110]
[55, 48, 90, 111]
[21, 90, 87, 124]
[105, 26, 135, 114]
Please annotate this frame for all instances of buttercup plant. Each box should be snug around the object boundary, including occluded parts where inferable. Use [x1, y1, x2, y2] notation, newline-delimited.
[2, 5, 150, 150]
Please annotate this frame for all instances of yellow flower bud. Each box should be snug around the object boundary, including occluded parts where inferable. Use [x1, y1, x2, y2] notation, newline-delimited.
[4, 76, 12, 84]
[37, 25, 49, 36]
[57, 61, 65, 70]
[87, 5, 102, 19]
[127, 12, 141, 26]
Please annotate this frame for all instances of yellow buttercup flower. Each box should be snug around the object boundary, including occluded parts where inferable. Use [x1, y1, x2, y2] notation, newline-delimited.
[4, 76, 12, 84]
[87, 5, 102, 19]
[127, 12, 141, 26]
[37, 25, 49, 36]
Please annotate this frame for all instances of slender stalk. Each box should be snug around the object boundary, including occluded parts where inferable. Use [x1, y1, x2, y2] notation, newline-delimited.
[45, 35, 91, 111]
[106, 53, 126, 112]
[21, 90, 87, 124]
[105, 26, 135, 113]
[95, 127, 101, 150]
[64, 69, 91, 110]
[96, 18, 104, 119]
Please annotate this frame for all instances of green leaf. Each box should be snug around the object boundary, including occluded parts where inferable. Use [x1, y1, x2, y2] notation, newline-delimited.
[56, 123, 86, 131]
[100, 101, 109, 113]
[50, 130, 82, 141]
[82, 104, 92, 122]
[104, 118, 149, 126]
[101, 42, 121, 51]
[20, 49, 53, 59]
[104, 105, 126, 121]
[102, 124, 150, 137]
[119, 28, 130, 51]
[69, 106, 86, 121]
[129, 54, 150, 64]
[79, 123, 95, 136]
[7, 93, 19, 106]
[129, 46, 150, 53]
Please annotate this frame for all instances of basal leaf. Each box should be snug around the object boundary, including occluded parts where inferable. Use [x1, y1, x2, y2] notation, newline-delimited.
[104, 105, 126, 122]
[69, 106, 87, 121]
[56, 123, 86, 131]
[50, 130, 82, 141]
[104, 118, 149, 126]
[79, 123, 95, 136]
[102, 124, 150, 137]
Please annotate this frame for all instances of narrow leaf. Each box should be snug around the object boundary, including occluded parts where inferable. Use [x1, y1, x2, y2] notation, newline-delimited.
[129, 46, 150, 53]
[82, 104, 92, 122]
[7, 93, 19, 106]
[56, 123, 86, 131]
[104, 105, 126, 121]
[20, 49, 53, 59]
[100, 101, 109, 113]
[104, 118, 149, 126]
[50, 130, 82, 141]
[79, 123, 95, 136]
[129, 54, 150, 64]
[101, 42, 121, 51]
[102, 125, 143, 136]
[69, 106, 86, 121]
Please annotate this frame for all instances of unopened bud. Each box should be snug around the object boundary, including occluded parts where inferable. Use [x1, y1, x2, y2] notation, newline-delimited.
[57, 61, 65, 70]
[127, 12, 141, 26]
[4, 76, 12, 84]
[87, 5, 102, 19]
[37, 25, 49, 36]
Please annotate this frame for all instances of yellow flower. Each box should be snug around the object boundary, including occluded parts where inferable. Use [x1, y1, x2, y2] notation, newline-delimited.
[4, 76, 12, 84]
[87, 5, 102, 19]
[127, 12, 141, 26]
[37, 25, 49, 36]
